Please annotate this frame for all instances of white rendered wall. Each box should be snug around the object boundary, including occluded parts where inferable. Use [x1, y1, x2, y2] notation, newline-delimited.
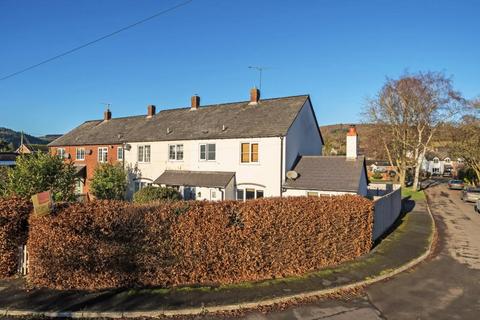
[284, 99, 323, 171]
[346, 135, 358, 159]
[123, 137, 283, 198]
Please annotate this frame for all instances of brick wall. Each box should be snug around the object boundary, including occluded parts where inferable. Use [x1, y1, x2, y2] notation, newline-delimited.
[49, 145, 123, 195]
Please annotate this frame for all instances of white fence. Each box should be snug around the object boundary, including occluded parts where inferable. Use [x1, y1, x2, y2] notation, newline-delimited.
[371, 185, 402, 241]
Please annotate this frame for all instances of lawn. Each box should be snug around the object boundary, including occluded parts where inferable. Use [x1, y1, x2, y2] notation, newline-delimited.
[401, 187, 426, 201]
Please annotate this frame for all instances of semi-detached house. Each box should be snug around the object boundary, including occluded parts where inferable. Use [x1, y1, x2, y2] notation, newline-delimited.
[49, 88, 368, 200]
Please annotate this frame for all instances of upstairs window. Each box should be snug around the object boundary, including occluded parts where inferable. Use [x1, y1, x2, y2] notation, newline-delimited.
[98, 147, 108, 163]
[169, 144, 184, 161]
[76, 148, 85, 160]
[444, 158, 451, 164]
[138, 145, 151, 163]
[433, 158, 439, 164]
[200, 143, 216, 161]
[117, 147, 123, 161]
[241, 143, 259, 163]
[57, 148, 66, 159]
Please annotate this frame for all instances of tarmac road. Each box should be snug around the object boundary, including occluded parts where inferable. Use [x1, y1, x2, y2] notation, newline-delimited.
[225, 182, 480, 320]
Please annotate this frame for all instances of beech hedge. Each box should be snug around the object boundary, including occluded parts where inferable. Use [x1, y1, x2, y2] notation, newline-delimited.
[0, 197, 32, 278]
[27, 195, 373, 290]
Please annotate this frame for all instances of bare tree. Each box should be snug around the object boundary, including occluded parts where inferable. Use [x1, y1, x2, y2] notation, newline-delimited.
[364, 72, 465, 188]
[449, 103, 480, 184]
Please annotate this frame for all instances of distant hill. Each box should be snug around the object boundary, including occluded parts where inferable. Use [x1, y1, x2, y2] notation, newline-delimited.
[0, 127, 55, 150]
[37, 134, 62, 143]
[320, 123, 386, 160]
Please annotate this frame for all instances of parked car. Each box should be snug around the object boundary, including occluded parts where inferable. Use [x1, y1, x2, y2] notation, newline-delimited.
[448, 179, 465, 190]
[476, 200, 480, 213]
[461, 188, 480, 203]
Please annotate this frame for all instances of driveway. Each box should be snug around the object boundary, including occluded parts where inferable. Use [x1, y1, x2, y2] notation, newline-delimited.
[226, 183, 480, 320]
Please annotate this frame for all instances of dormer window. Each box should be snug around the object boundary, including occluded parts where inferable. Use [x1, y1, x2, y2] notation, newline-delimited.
[444, 158, 451, 164]
[433, 157, 439, 164]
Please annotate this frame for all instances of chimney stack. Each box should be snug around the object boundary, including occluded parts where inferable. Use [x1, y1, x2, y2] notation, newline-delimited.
[147, 104, 156, 118]
[346, 125, 358, 160]
[249, 87, 260, 105]
[191, 95, 200, 110]
[104, 109, 112, 121]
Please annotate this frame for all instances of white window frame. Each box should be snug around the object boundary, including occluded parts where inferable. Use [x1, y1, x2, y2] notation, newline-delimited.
[57, 148, 66, 159]
[168, 144, 184, 161]
[117, 147, 124, 161]
[98, 147, 108, 163]
[76, 148, 85, 161]
[134, 180, 152, 193]
[240, 142, 259, 164]
[236, 188, 264, 201]
[199, 143, 216, 161]
[433, 158, 439, 164]
[137, 145, 151, 163]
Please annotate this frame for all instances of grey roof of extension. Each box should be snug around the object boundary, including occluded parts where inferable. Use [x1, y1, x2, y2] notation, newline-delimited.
[283, 155, 367, 193]
[154, 170, 235, 188]
[49, 95, 314, 146]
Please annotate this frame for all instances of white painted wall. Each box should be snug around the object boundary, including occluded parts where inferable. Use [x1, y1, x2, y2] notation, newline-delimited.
[124, 137, 282, 199]
[285, 99, 323, 171]
[346, 135, 358, 159]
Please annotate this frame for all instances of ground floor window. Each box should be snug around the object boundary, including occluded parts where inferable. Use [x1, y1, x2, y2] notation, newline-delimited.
[74, 179, 83, 195]
[307, 191, 318, 197]
[134, 180, 152, 193]
[432, 168, 440, 173]
[237, 188, 264, 201]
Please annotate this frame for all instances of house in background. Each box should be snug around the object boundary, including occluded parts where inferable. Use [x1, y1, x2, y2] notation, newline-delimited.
[16, 143, 48, 154]
[0, 152, 18, 167]
[49, 88, 367, 200]
[422, 149, 464, 177]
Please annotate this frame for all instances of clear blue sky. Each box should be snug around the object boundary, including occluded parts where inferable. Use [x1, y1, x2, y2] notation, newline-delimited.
[1, 0, 478, 136]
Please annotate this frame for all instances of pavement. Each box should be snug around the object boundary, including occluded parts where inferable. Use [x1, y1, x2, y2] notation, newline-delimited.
[230, 182, 480, 320]
[0, 191, 434, 318]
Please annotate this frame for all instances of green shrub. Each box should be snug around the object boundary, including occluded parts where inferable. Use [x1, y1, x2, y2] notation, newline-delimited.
[90, 163, 127, 200]
[5, 153, 76, 201]
[133, 186, 181, 204]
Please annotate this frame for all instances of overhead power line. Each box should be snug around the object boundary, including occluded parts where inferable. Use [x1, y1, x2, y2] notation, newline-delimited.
[0, 0, 193, 82]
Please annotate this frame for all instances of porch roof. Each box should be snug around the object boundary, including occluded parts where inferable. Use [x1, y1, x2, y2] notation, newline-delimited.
[154, 170, 235, 188]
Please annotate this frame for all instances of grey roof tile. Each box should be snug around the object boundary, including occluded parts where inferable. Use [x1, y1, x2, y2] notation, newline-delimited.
[284, 155, 367, 193]
[49, 95, 309, 146]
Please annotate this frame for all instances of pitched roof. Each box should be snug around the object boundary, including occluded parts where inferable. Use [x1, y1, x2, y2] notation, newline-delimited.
[154, 170, 235, 188]
[284, 156, 367, 193]
[49, 95, 310, 146]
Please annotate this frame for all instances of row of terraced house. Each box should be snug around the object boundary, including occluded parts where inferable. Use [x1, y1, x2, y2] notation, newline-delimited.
[48, 88, 368, 201]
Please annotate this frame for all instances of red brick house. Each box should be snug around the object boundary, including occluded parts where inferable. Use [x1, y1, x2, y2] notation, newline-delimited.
[48, 110, 124, 196]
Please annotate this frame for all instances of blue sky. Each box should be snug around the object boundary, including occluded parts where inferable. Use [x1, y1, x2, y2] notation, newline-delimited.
[0, 0, 478, 135]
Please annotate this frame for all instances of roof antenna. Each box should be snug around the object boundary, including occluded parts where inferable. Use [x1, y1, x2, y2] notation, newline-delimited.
[101, 102, 111, 111]
[248, 66, 269, 91]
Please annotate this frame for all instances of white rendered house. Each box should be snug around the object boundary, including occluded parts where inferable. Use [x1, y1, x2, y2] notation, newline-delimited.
[49, 88, 368, 200]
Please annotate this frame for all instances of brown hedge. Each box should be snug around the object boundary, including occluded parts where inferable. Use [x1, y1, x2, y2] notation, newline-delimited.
[0, 197, 32, 278]
[27, 196, 373, 290]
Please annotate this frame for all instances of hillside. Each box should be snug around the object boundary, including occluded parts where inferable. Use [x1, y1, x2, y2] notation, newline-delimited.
[0, 127, 50, 150]
[320, 123, 386, 159]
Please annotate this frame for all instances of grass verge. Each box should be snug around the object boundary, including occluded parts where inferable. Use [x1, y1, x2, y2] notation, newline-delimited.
[402, 187, 426, 201]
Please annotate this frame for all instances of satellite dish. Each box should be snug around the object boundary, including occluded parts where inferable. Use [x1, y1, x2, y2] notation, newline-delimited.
[125, 144, 132, 151]
[286, 170, 298, 180]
